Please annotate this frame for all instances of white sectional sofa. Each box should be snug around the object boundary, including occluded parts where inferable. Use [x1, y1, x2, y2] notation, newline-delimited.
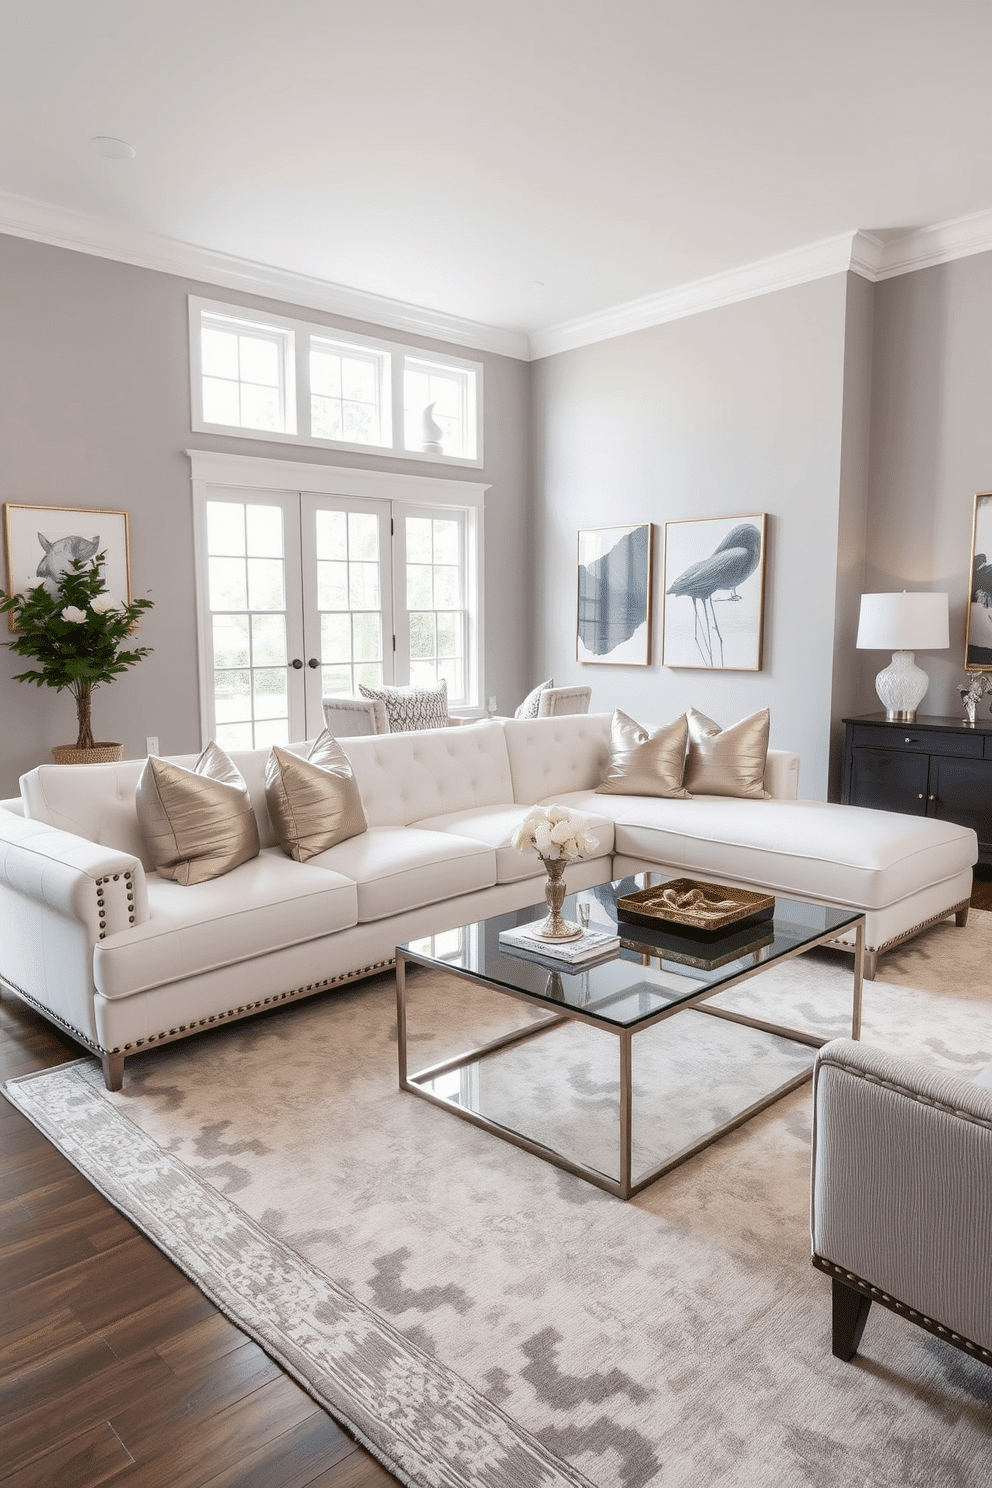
[0, 713, 976, 1090]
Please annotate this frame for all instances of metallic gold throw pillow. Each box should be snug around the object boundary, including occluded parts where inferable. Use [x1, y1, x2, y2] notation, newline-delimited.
[596, 709, 691, 797]
[683, 707, 771, 798]
[265, 730, 368, 861]
[136, 741, 261, 885]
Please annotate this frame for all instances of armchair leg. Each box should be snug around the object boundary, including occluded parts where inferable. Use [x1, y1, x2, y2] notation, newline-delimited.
[957, 906, 970, 928]
[100, 1051, 125, 1091]
[832, 1278, 872, 1360]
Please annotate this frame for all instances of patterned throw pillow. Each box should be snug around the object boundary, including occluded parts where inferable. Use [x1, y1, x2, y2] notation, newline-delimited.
[514, 677, 554, 720]
[359, 681, 449, 732]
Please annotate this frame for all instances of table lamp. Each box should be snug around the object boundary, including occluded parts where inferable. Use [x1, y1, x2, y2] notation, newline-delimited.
[856, 591, 949, 722]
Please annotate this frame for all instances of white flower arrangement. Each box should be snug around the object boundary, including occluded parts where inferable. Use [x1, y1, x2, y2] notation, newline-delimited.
[511, 803, 600, 862]
[60, 605, 88, 624]
[90, 593, 121, 614]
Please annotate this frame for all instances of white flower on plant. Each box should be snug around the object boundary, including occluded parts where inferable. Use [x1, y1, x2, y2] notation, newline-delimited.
[511, 803, 600, 862]
[90, 594, 120, 614]
[60, 605, 87, 624]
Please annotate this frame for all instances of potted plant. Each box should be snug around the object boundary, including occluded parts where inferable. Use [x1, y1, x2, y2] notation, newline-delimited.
[0, 554, 153, 763]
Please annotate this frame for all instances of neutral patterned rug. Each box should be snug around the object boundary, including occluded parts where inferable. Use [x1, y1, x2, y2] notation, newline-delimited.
[6, 912, 992, 1488]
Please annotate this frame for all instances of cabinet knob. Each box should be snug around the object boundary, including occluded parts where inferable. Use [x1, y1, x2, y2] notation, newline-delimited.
[929, 794, 936, 802]
[917, 793, 924, 799]
[905, 736, 917, 744]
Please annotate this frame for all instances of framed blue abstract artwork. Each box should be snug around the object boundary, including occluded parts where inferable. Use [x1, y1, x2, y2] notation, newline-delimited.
[576, 523, 653, 665]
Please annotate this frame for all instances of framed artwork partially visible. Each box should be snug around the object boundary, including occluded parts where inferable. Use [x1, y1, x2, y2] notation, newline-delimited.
[662, 513, 767, 671]
[964, 491, 992, 669]
[576, 523, 653, 666]
[3, 504, 132, 630]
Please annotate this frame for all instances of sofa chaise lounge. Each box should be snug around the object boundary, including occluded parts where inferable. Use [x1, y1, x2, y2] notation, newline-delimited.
[0, 713, 976, 1089]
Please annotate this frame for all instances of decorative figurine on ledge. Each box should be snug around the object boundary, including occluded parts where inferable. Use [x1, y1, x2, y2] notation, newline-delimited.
[958, 672, 992, 725]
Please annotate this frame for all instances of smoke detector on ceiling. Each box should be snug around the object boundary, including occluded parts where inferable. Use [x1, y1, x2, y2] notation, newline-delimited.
[89, 136, 135, 160]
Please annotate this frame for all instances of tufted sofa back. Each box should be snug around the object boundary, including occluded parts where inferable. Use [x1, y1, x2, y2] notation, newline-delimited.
[503, 714, 612, 804]
[338, 720, 515, 827]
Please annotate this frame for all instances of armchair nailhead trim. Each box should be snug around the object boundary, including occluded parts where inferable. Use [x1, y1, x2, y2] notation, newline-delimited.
[817, 1056, 992, 1132]
[812, 1255, 992, 1364]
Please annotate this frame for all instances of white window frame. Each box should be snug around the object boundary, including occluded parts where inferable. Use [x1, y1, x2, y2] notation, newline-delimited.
[189, 296, 484, 468]
[402, 351, 479, 462]
[187, 449, 488, 742]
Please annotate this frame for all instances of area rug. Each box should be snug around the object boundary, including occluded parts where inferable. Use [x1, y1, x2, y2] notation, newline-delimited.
[6, 913, 992, 1488]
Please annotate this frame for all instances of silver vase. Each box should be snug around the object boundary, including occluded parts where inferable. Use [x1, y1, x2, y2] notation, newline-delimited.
[533, 856, 583, 940]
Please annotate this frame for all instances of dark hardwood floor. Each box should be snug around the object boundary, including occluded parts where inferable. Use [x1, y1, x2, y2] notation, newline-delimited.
[0, 992, 400, 1488]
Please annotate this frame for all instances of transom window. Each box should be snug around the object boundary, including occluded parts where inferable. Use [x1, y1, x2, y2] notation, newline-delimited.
[190, 297, 481, 467]
[200, 313, 295, 434]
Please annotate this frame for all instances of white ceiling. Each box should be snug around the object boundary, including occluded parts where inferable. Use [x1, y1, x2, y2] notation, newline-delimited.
[3, 0, 992, 356]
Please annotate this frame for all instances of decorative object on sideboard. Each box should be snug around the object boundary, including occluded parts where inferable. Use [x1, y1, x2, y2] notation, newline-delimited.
[577, 523, 652, 666]
[0, 520, 153, 763]
[957, 672, 992, 725]
[855, 590, 949, 723]
[510, 804, 601, 940]
[662, 513, 767, 671]
[420, 402, 444, 455]
[964, 490, 992, 669]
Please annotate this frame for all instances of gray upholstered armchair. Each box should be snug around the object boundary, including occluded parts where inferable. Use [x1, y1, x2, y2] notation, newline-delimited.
[811, 1038, 992, 1369]
[536, 685, 592, 717]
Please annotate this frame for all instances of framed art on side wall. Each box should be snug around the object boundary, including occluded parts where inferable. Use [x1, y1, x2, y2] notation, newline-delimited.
[576, 523, 653, 666]
[964, 491, 992, 669]
[662, 513, 767, 671]
[3, 504, 133, 631]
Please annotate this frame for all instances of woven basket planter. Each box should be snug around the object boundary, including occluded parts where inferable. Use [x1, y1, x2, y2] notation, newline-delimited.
[51, 743, 125, 765]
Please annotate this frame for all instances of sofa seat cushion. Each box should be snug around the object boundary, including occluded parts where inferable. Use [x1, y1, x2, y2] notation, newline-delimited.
[414, 805, 615, 884]
[307, 827, 496, 921]
[606, 797, 976, 910]
[94, 849, 359, 1000]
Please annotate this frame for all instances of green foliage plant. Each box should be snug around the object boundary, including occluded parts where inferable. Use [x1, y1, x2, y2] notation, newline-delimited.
[0, 556, 153, 749]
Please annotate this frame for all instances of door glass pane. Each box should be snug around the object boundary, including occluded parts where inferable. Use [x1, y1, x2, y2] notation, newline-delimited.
[206, 500, 292, 749]
[403, 513, 465, 705]
[315, 505, 386, 698]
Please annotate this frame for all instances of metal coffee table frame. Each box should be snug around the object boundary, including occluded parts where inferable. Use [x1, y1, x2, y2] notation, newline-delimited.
[397, 902, 865, 1200]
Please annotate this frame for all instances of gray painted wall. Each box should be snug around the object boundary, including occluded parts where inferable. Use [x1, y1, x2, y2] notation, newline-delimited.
[0, 234, 531, 795]
[530, 274, 852, 799]
[861, 249, 992, 720]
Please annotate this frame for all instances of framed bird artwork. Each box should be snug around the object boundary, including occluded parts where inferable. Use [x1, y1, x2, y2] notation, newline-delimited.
[964, 492, 992, 670]
[662, 513, 767, 670]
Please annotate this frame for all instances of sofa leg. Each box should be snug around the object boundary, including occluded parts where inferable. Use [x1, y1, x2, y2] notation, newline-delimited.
[863, 948, 878, 981]
[957, 906, 970, 928]
[100, 1051, 125, 1091]
[832, 1277, 872, 1361]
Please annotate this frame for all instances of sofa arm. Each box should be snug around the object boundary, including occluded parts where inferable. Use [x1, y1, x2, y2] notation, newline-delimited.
[811, 1038, 992, 1354]
[764, 749, 799, 799]
[0, 808, 148, 1045]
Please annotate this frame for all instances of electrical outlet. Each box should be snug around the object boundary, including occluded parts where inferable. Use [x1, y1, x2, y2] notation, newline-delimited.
[488, 696, 498, 716]
[146, 735, 159, 756]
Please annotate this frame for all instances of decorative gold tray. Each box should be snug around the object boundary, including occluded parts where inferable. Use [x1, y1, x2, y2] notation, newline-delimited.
[616, 878, 775, 940]
[620, 922, 775, 971]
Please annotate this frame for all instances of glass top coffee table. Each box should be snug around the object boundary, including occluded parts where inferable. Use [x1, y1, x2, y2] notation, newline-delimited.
[397, 875, 864, 1199]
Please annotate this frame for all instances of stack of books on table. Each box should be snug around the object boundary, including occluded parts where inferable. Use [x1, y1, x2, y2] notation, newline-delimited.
[498, 921, 621, 967]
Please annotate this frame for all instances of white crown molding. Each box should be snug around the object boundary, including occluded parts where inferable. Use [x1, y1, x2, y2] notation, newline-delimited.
[527, 232, 882, 359]
[0, 189, 529, 361]
[872, 208, 992, 281]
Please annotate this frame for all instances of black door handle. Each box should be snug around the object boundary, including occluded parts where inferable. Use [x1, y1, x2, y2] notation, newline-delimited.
[308, 657, 320, 669]
[291, 658, 303, 669]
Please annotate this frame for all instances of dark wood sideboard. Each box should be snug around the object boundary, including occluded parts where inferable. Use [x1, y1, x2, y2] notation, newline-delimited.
[842, 713, 992, 868]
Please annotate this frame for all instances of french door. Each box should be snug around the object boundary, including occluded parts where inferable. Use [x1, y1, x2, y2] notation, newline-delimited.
[201, 487, 393, 747]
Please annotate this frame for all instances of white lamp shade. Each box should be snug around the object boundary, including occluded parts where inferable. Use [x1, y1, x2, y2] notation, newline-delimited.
[856, 592, 949, 651]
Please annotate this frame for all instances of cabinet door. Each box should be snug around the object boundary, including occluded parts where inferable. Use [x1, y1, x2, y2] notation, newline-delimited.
[929, 757, 992, 857]
[849, 748, 929, 814]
